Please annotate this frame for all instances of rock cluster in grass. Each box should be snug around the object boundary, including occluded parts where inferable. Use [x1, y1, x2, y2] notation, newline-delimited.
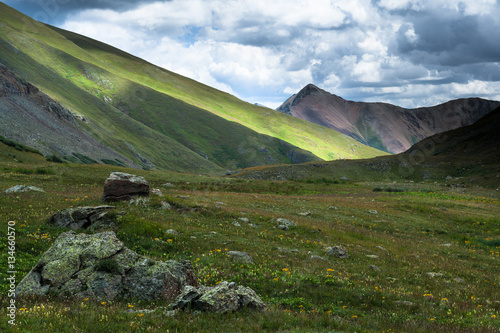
[170, 281, 266, 313]
[102, 172, 150, 203]
[276, 218, 296, 230]
[16, 231, 197, 301]
[4, 185, 45, 193]
[48, 205, 116, 230]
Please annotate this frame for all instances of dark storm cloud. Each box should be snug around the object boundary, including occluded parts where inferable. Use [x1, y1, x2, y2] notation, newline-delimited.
[3, 0, 147, 24]
[396, 12, 500, 67]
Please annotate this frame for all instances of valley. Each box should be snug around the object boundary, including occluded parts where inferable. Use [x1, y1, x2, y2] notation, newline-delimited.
[0, 140, 498, 332]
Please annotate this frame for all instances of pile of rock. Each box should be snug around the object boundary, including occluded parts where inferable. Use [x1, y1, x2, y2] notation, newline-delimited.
[16, 231, 197, 301]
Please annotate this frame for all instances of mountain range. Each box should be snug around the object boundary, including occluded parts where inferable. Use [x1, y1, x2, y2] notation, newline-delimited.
[0, 3, 385, 174]
[234, 105, 500, 186]
[277, 84, 500, 154]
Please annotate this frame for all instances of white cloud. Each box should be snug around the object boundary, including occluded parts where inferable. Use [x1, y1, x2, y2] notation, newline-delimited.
[57, 0, 500, 108]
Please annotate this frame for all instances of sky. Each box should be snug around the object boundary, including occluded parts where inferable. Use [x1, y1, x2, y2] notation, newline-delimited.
[3, 0, 500, 109]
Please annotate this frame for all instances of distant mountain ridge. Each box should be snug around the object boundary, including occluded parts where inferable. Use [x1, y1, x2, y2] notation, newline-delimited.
[235, 105, 500, 186]
[277, 84, 500, 154]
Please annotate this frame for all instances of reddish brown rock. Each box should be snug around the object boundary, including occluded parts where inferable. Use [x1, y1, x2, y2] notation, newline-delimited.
[102, 172, 150, 203]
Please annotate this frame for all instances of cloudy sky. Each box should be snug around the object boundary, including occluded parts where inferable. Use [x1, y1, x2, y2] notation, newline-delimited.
[4, 0, 500, 108]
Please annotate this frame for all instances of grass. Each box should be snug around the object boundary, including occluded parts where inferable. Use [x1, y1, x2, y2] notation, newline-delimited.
[0, 144, 499, 332]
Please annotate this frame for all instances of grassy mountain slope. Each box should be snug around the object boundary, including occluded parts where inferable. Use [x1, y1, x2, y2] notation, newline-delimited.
[0, 4, 327, 173]
[50, 26, 385, 161]
[0, 2, 385, 168]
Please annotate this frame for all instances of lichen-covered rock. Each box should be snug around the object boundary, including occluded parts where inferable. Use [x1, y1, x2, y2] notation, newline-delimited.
[102, 172, 150, 203]
[326, 245, 350, 259]
[276, 218, 296, 230]
[170, 281, 266, 313]
[48, 206, 116, 230]
[16, 231, 197, 301]
[4, 185, 45, 193]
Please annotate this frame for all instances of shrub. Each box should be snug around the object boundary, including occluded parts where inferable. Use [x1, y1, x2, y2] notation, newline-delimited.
[94, 259, 121, 274]
[46, 155, 65, 163]
[0, 135, 42, 155]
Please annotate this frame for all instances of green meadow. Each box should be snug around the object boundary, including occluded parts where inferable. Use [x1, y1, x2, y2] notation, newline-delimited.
[0, 142, 498, 332]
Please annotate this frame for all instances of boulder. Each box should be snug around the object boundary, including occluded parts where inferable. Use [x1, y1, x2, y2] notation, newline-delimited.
[48, 206, 116, 230]
[102, 172, 150, 203]
[170, 281, 266, 313]
[4, 185, 44, 194]
[326, 246, 350, 259]
[276, 218, 296, 230]
[16, 231, 197, 301]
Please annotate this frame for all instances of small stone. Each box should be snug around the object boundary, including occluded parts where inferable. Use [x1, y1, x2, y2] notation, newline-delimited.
[396, 301, 415, 306]
[375, 246, 387, 251]
[369, 265, 381, 271]
[151, 188, 163, 197]
[310, 255, 325, 261]
[453, 277, 465, 283]
[163, 183, 175, 187]
[328, 206, 339, 210]
[231, 221, 242, 227]
[165, 229, 178, 235]
[366, 255, 380, 259]
[227, 251, 253, 264]
[326, 246, 350, 259]
[298, 211, 311, 216]
[426, 272, 444, 278]
[340, 176, 348, 181]
[238, 217, 250, 223]
[369, 210, 378, 214]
